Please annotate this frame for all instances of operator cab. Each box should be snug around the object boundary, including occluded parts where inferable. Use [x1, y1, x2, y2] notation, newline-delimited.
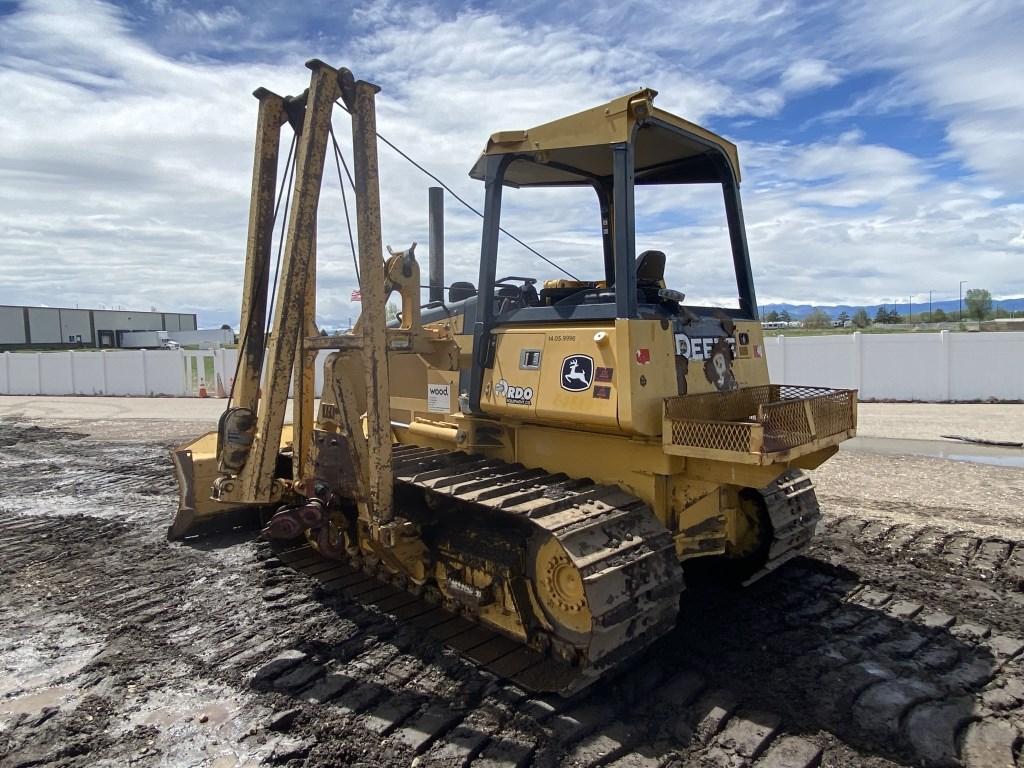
[462, 87, 757, 328]
[420, 88, 757, 325]
[418, 88, 756, 326]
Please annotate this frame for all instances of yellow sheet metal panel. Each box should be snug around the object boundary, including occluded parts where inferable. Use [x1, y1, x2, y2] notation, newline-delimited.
[674, 319, 772, 397]
[479, 327, 545, 421]
[480, 325, 620, 430]
[478, 318, 775, 438]
[615, 319, 679, 435]
[512, 423, 678, 507]
[469, 89, 741, 184]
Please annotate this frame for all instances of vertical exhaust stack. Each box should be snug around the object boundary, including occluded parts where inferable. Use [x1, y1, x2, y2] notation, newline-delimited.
[428, 186, 444, 303]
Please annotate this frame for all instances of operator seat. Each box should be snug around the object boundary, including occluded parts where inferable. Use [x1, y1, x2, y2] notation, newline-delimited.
[449, 282, 476, 303]
[605, 250, 667, 289]
[634, 249, 668, 304]
[635, 250, 666, 285]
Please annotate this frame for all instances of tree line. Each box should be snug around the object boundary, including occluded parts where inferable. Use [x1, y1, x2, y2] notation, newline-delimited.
[764, 289, 1002, 329]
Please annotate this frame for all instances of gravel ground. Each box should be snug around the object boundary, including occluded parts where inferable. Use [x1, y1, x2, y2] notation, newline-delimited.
[855, 403, 1024, 443]
[0, 400, 1022, 768]
[811, 450, 1024, 539]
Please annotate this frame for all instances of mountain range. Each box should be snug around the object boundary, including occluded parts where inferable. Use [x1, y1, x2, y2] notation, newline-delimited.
[760, 297, 1024, 318]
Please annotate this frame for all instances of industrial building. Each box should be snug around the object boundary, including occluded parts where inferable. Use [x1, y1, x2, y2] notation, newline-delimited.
[0, 304, 197, 350]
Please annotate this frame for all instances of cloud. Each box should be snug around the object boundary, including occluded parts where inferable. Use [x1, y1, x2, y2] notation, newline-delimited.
[780, 59, 841, 94]
[831, 0, 1024, 188]
[0, 0, 1021, 331]
[168, 7, 244, 34]
[740, 134, 1024, 305]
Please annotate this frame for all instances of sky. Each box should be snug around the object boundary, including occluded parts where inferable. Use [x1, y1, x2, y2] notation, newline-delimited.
[1, 0, 1022, 328]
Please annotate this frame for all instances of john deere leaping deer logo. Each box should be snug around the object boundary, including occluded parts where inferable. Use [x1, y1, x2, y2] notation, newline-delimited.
[560, 355, 594, 392]
[703, 337, 738, 392]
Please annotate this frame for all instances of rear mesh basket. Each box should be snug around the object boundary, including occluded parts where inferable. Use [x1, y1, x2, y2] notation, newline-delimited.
[663, 385, 857, 463]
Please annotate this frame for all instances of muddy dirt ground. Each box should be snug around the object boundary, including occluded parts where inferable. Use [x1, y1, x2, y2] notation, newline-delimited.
[0, 401, 1022, 768]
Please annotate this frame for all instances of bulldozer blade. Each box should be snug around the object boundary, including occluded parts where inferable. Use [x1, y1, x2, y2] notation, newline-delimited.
[168, 431, 258, 540]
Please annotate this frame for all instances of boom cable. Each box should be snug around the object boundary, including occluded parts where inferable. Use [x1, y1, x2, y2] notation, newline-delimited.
[226, 133, 298, 409]
[264, 143, 299, 346]
[333, 100, 578, 281]
[329, 125, 360, 284]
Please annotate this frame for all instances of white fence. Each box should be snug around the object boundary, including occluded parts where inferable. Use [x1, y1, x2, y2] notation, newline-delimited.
[765, 331, 1024, 401]
[0, 348, 332, 398]
[2, 332, 1022, 401]
[0, 349, 232, 397]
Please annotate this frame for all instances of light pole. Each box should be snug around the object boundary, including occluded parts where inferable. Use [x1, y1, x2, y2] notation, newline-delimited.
[959, 280, 968, 321]
[909, 295, 912, 323]
[929, 290, 933, 323]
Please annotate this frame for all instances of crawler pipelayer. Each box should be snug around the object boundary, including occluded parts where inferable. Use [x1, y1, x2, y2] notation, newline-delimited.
[171, 60, 858, 695]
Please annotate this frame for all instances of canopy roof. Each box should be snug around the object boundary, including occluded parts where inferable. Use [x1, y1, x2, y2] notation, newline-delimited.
[468, 88, 741, 187]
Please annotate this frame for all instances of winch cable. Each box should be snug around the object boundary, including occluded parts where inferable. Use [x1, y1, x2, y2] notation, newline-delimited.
[329, 124, 360, 284]
[332, 100, 578, 281]
[225, 133, 298, 409]
[263, 144, 299, 352]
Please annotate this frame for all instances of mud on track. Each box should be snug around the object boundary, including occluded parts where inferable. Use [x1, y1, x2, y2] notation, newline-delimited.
[0, 417, 1022, 768]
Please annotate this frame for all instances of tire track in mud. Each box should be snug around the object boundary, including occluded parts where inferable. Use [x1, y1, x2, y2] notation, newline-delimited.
[0, 423, 1022, 767]
[3, 506, 1021, 767]
[814, 488, 1024, 534]
[817, 513, 1024, 598]
[0, 512, 1019, 768]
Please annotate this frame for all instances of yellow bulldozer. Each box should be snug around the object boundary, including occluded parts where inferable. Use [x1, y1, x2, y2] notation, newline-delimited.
[170, 61, 857, 695]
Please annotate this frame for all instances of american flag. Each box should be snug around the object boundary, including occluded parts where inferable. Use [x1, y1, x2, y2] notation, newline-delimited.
[350, 289, 361, 302]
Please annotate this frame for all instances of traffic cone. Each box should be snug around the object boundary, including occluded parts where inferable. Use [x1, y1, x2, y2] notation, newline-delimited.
[198, 381, 208, 398]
